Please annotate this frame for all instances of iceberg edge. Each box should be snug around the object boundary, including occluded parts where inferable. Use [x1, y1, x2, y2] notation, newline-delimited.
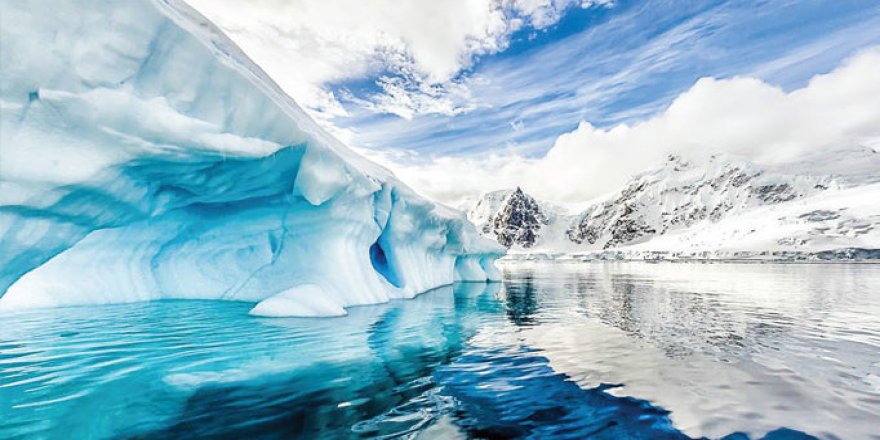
[0, 0, 505, 315]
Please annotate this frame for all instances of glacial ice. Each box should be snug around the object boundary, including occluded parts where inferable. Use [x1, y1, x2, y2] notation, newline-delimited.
[0, 0, 504, 316]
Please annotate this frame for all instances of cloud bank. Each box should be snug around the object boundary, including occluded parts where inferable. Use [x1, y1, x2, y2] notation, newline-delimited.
[360, 47, 880, 206]
[188, 0, 610, 122]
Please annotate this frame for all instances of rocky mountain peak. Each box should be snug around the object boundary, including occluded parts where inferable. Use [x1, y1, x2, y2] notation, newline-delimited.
[474, 187, 549, 248]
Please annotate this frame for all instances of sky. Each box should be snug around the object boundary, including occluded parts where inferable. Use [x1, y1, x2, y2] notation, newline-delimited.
[189, 0, 880, 206]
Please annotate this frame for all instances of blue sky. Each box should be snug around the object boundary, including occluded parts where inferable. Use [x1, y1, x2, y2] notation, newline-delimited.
[326, 0, 880, 159]
[193, 0, 880, 204]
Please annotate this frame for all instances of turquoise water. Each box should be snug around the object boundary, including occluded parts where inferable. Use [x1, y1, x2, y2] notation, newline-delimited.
[1, 262, 879, 439]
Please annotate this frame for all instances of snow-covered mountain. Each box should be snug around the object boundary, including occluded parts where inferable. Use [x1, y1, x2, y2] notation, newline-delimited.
[469, 150, 880, 260]
[469, 188, 549, 248]
[0, 0, 503, 316]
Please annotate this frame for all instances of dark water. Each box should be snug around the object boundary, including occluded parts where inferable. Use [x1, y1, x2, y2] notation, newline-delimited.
[1, 262, 878, 439]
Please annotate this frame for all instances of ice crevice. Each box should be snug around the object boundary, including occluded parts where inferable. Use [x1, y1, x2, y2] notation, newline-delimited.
[0, 0, 504, 316]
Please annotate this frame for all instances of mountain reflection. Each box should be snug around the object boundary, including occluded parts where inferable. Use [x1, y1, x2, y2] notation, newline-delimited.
[2, 262, 877, 439]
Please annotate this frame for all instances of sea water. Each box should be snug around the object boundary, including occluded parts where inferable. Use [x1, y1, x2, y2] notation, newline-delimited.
[1, 262, 878, 439]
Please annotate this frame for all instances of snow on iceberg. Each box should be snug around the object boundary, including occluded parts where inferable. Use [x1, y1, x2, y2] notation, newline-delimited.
[0, 0, 504, 316]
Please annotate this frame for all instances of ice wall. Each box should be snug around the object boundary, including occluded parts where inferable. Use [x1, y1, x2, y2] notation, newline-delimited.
[0, 0, 504, 316]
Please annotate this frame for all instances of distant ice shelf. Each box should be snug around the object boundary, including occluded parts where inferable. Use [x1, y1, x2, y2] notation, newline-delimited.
[0, 0, 504, 316]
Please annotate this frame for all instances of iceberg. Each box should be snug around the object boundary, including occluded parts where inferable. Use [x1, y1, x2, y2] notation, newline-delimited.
[0, 0, 504, 316]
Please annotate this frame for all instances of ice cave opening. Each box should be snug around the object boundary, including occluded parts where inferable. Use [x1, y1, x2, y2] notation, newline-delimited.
[370, 240, 402, 288]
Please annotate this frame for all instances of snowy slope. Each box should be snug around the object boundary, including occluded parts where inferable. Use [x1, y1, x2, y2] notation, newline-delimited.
[469, 150, 879, 259]
[0, 0, 503, 316]
[626, 181, 880, 257]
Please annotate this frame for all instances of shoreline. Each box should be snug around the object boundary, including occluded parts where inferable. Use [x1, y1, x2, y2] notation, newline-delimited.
[499, 247, 880, 264]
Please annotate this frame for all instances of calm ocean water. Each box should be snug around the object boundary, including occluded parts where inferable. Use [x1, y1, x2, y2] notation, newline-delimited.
[1, 262, 878, 439]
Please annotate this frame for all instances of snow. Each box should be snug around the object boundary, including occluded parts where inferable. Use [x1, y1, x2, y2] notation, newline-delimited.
[470, 150, 879, 260]
[0, 0, 504, 316]
[629, 182, 880, 255]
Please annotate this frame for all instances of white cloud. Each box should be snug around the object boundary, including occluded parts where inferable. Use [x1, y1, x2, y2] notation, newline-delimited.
[361, 47, 880, 206]
[340, 4, 739, 158]
[359, 73, 478, 120]
[187, 0, 606, 120]
[512, 0, 613, 27]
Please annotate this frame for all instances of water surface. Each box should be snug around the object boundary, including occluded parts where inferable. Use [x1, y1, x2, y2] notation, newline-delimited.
[1, 262, 878, 439]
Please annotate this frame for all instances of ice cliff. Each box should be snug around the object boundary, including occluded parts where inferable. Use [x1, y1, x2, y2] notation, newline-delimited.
[0, 0, 504, 316]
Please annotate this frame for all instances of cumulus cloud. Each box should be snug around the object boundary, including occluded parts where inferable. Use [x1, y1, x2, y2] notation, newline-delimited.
[187, 0, 608, 120]
[361, 47, 880, 206]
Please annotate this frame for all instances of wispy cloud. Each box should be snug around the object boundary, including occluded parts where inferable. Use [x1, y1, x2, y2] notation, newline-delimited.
[360, 47, 880, 205]
[188, 0, 611, 121]
[336, 0, 880, 158]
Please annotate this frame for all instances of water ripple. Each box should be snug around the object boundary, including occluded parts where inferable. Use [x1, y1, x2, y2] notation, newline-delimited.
[1, 263, 878, 439]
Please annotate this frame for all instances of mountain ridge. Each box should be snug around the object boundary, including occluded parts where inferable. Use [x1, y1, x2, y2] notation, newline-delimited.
[468, 148, 880, 260]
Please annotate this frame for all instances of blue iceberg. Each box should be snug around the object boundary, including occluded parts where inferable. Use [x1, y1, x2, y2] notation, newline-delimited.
[0, 0, 504, 316]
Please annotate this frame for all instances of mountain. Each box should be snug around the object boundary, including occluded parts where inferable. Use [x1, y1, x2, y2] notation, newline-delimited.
[0, 0, 503, 316]
[469, 150, 880, 260]
[469, 188, 549, 248]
